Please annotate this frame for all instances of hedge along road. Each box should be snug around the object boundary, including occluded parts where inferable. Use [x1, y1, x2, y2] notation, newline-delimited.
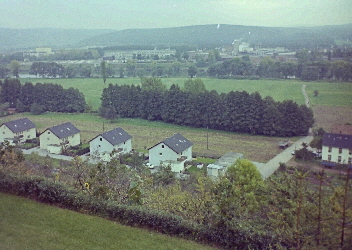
[257, 84, 314, 179]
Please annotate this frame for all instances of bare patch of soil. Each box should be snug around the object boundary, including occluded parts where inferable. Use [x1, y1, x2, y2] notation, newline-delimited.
[313, 105, 352, 131]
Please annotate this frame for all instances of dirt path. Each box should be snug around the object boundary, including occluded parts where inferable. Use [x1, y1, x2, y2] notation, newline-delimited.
[257, 83, 313, 178]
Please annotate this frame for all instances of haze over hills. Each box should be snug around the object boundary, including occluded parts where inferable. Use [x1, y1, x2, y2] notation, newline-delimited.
[1, 24, 352, 50]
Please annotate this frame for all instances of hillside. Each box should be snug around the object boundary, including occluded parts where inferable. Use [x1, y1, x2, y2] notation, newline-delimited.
[78, 23, 352, 49]
[1, 24, 352, 50]
[0, 28, 114, 50]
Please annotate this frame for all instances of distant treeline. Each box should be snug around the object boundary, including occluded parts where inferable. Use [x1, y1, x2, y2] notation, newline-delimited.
[0, 79, 86, 114]
[100, 78, 314, 137]
[208, 53, 352, 81]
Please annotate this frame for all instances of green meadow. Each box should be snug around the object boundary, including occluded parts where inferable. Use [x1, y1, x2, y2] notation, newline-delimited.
[0, 192, 215, 250]
[19, 78, 311, 110]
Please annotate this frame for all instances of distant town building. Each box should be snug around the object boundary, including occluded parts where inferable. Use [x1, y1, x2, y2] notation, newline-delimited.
[23, 47, 54, 58]
[104, 48, 176, 60]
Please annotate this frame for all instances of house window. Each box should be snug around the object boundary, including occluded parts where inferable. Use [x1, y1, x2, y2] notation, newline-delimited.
[348, 158, 352, 165]
[99, 145, 101, 147]
[328, 147, 332, 153]
[159, 153, 162, 155]
[100, 138, 102, 141]
[338, 156, 342, 163]
[72, 135, 74, 138]
[161, 145, 164, 148]
[2, 132, 4, 134]
[124, 142, 125, 144]
[328, 155, 331, 161]
[48, 132, 50, 134]
[339, 148, 342, 154]
[47, 138, 49, 140]
[349, 149, 352, 155]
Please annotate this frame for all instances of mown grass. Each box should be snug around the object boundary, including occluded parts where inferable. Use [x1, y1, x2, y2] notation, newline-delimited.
[2, 113, 285, 162]
[305, 82, 352, 107]
[0, 192, 215, 250]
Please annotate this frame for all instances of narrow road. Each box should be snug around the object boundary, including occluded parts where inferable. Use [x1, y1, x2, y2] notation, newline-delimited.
[257, 83, 313, 178]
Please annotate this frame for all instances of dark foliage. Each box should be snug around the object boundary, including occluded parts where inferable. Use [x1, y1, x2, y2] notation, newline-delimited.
[0, 79, 86, 113]
[100, 82, 314, 137]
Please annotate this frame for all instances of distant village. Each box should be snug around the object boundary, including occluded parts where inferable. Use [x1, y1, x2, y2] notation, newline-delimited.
[1, 117, 351, 178]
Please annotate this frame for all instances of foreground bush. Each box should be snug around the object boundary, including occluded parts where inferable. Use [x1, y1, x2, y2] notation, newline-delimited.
[0, 172, 278, 249]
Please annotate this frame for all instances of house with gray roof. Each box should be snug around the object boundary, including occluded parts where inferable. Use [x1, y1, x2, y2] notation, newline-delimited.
[0, 118, 36, 144]
[322, 132, 352, 167]
[39, 122, 81, 154]
[89, 127, 133, 160]
[149, 133, 193, 172]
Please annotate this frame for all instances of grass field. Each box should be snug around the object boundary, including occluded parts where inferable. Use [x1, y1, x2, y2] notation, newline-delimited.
[0, 192, 215, 250]
[19, 77, 352, 110]
[19, 78, 309, 110]
[1, 112, 284, 162]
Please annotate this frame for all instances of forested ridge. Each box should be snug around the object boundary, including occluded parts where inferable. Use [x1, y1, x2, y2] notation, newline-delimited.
[100, 78, 314, 137]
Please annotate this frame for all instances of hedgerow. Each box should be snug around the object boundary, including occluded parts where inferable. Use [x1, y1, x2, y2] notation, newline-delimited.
[0, 171, 278, 249]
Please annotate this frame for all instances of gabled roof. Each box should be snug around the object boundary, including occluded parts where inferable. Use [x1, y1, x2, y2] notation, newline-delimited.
[151, 133, 193, 154]
[46, 122, 80, 139]
[91, 127, 132, 146]
[322, 133, 352, 149]
[2, 118, 36, 133]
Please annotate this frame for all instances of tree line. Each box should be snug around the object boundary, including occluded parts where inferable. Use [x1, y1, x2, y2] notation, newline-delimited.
[0, 79, 86, 114]
[100, 78, 314, 137]
[208, 54, 352, 81]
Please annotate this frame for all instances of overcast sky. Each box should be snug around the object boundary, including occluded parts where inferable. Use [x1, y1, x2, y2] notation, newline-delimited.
[1, 0, 352, 30]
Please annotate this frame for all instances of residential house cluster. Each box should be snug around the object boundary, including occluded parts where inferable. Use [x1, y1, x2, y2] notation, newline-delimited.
[0, 118, 194, 172]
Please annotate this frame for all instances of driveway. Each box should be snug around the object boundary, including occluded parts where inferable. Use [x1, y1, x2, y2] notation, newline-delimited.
[256, 83, 314, 179]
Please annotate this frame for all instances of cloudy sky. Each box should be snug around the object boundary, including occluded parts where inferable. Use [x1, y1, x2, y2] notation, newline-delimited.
[1, 0, 352, 30]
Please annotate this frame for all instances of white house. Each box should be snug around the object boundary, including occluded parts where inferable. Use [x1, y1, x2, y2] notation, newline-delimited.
[39, 122, 81, 154]
[0, 118, 36, 144]
[149, 133, 193, 172]
[322, 133, 352, 167]
[89, 127, 132, 161]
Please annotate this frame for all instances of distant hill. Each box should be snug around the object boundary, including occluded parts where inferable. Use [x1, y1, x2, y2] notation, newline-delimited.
[0, 28, 114, 50]
[78, 24, 352, 49]
[1, 24, 351, 50]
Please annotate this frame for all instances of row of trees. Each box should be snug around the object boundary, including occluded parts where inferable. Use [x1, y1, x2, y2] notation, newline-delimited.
[100, 78, 314, 137]
[0, 79, 86, 113]
[208, 56, 352, 81]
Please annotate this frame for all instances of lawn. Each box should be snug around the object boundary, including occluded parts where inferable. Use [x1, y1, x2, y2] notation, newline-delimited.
[0, 192, 215, 250]
[1, 112, 284, 162]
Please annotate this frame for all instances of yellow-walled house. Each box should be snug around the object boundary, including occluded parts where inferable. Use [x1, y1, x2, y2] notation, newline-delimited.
[39, 122, 80, 154]
[0, 118, 36, 144]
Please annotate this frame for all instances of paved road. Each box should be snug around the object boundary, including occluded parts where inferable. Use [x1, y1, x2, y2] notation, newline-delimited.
[257, 83, 314, 179]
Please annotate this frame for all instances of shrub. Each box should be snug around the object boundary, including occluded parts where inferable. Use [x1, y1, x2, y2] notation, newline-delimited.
[0, 171, 279, 249]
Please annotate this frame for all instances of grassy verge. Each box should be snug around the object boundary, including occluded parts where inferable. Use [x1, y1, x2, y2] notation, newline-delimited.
[0, 192, 214, 250]
[2, 113, 286, 162]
